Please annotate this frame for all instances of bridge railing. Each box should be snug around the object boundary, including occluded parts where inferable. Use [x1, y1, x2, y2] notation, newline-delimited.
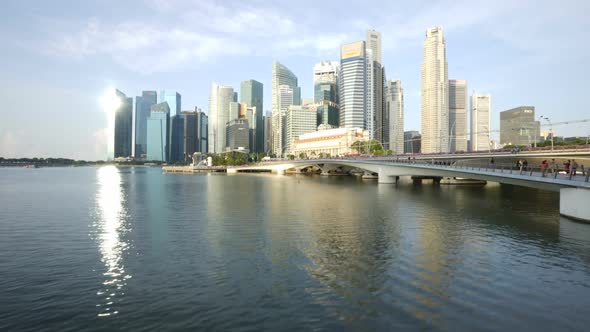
[383, 158, 589, 183]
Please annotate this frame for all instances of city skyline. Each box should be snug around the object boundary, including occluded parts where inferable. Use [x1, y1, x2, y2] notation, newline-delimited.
[1, 0, 589, 160]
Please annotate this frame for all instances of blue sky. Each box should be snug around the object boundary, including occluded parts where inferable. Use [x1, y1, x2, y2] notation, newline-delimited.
[1, 0, 589, 160]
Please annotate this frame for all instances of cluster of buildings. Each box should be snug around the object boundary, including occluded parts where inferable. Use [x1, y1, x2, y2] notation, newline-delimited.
[108, 27, 549, 161]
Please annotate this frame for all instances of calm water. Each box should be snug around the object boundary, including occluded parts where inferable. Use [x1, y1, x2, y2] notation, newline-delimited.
[1, 166, 590, 331]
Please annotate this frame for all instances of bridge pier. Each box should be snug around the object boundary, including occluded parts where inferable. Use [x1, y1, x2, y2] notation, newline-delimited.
[378, 167, 398, 184]
[560, 188, 590, 223]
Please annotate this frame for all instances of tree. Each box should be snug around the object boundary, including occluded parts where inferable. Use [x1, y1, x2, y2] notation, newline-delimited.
[287, 154, 295, 160]
[299, 152, 307, 159]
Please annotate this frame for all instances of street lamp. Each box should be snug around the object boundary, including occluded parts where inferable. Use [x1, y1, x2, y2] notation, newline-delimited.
[540, 116, 554, 151]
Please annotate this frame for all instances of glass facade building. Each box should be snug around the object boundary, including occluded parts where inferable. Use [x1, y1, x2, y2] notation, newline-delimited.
[339, 41, 367, 129]
[114, 89, 133, 158]
[226, 118, 250, 151]
[208, 83, 234, 153]
[196, 108, 208, 154]
[240, 80, 264, 153]
[500, 106, 540, 146]
[159, 90, 181, 117]
[134, 91, 157, 159]
[271, 62, 300, 156]
[146, 102, 170, 161]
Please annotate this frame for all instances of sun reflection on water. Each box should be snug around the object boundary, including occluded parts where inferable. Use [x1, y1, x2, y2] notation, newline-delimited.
[93, 165, 131, 317]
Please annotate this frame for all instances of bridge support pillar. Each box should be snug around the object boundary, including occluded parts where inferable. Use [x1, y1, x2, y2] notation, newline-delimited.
[560, 188, 590, 223]
[227, 168, 237, 174]
[378, 167, 397, 184]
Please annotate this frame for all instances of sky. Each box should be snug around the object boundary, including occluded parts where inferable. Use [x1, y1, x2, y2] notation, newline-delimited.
[1, 0, 589, 160]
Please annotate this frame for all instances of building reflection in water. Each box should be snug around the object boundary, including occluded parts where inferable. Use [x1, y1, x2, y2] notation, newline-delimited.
[93, 166, 131, 317]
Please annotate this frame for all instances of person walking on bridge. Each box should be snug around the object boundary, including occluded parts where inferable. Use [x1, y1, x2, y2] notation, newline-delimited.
[549, 159, 558, 176]
[540, 160, 549, 177]
[572, 160, 578, 176]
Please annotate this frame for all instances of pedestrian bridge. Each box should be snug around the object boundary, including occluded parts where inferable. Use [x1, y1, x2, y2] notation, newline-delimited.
[228, 158, 590, 222]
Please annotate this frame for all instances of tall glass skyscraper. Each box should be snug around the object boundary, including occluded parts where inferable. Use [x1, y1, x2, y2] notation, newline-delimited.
[271, 62, 300, 156]
[134, 91, 157, 159]
[195, 108, 208, 154]
[114, 89, 133, 158]
[339, 41, 366, 129]
[208, 83, 234, 153]
[313, 61, 339, 127]
[470, 93, 491, 151]
[159, 90, 182, 161]
[240, 80, 264, 153]
[385, 80, 404, 154]
[159, 90, 181, 117]
[448, 80, 467, 152]
[146, 102, 170, 161]
[421, 27, 449, 153]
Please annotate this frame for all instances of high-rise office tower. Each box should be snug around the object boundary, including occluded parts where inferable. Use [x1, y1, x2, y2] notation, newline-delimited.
[159, 90, 181, 117]
[404, 131, 421, 154]
[448, 80, 467, 152]
[500, 106, 540, 146]
[181, 110, 197, 161]
[421, 27, 449, 153]
[313, 61, 339, 127]
[114, 89, 133, 158]
[208, 83, 235, 153]
[470, 93, 491, 151]
[146, 102, 170, 161]
[159, 90, 182, 161]
[286, 105, 316, 154]
[134, 91, 157, 159]
[240, 80, 264, 153]
[366, 29, 382, 64]
[366, 30, 385, 144]
[385, 80, 404, 154]
[226, 118, 250, 151]
[272, 85, 294, 156]
[195, 107, 208, 153]
[229, 102, 241, 122]
[340, 41, 367, 129]
[271, 62, 300, 157]
[169, 115, 185, 162]
[264, 111, 272, 154]
[365, 49, 375, 138]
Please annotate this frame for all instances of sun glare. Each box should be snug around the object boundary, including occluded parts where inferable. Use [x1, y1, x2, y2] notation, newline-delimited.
[100, 88, 121, 114]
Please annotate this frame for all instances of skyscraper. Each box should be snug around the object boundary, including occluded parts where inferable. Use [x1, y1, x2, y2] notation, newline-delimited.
[421, 27, 449, 153]
[272, 85, 294, 156]
[286, 104, 316, 154]
[146, 102, 170, 161]
[448, 80, 467, 152]
[240, 80, 264, 153]
[264, 111, 272, 154]
[195, 107, 208, 153]
[313, 61, 339, 127]
[226, 118, 250, 151]
[208, 83, 235, 153]
[271, 62, 300, 157]
[470, 93, 491, 151]
[500, 106, 540, 146]
[159, 90, 182, 161]
[385, 80, 404, 154]
[114, 89, 133, 158]
[182, 111, 197, 161]
[169, 115, 185, 162]
[159, 90, 181, 117]
[366, 29, 382, 64]
[134, 91, 157, 159]
[365, 49, 375, 138]
[340, 41, 366, 129]
[366, 30, 385, 144]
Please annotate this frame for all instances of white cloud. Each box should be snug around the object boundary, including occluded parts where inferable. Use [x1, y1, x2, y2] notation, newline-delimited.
[40, 1, 346, 73]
